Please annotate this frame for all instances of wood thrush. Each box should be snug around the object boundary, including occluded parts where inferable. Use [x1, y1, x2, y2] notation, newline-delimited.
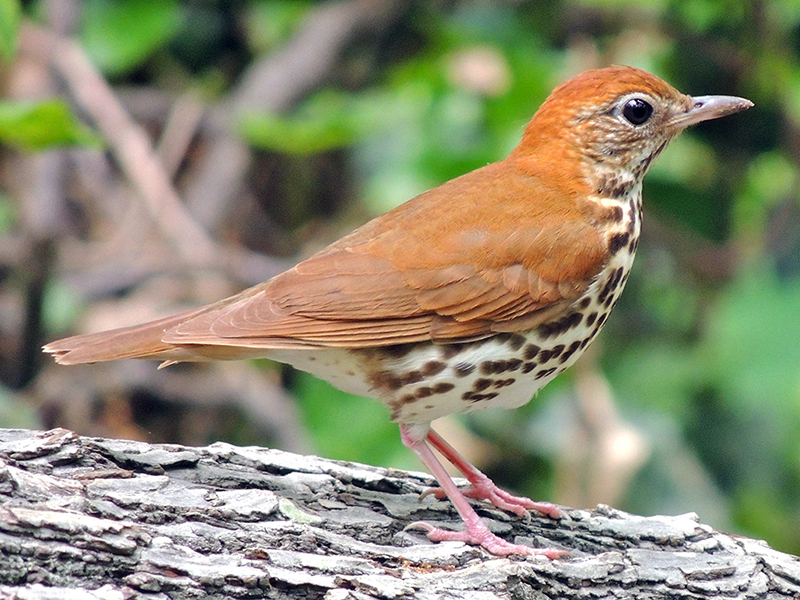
[44, 66, 752, 558]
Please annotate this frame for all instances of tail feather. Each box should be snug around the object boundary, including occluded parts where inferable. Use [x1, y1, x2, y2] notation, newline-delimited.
[43, 309, 202, 365]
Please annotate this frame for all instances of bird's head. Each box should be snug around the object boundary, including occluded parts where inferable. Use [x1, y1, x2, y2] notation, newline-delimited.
[514, 66, 752, 197]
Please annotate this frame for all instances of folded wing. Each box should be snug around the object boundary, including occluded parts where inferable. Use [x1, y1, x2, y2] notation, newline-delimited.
[45, 161, 609, 364]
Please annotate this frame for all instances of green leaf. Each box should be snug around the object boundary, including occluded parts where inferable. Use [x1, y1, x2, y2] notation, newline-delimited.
[0, 0, 20, 61]
[240, 112, 357, 155]
[245, 0, 311, 54]
[0, 100, 102, 150]
[239, 91, 379, 155]
[81, 0, 182, 76]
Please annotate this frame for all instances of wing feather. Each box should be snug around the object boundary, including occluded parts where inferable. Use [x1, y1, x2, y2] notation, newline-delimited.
[164, 161, 609, 349]
[47, 159, 611, 364]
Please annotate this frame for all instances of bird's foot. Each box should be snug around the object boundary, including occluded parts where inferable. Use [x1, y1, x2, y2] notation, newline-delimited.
[405, 520, 567, 559]
[421, 429, 566, 520]
[420, 475, 566, 520]
[464, 483, 566, 520]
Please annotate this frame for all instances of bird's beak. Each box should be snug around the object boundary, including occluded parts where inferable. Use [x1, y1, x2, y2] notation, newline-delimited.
[670, 95, 753, 129]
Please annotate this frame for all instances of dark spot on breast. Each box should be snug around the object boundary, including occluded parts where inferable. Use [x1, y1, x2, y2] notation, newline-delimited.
[432, 382, 455, 394]
[399, 393, 416, 404]
[506, 359, 523, 372]
[441, 343, 465, 359]
[550, 344, 565, 359]
[493, 333, 512, 345]
[415, 387, 433, 398]
[579, 297, 591, 310]
[381, 343, 416, 359]
[537, 312, 583, 339]
[597, 313, 608, 327]
[522, 362, 536, 374]
[481, 359, 522, 374]
[402, 370, 424, 385]
[628, 197, 641, 232]
[586, 312, 598, 327]
[473, 378, 492, 392]
[608, 232, 630, 255]
[506, 334, 526, 351]
[597, 281, 611, 305]
[422, 361, 446, 376]
[492, 378, 516, 388]
[596, 174, 632, 199]
[628, 238, 639, 253]
[524, 344, 541, 361]
[462, 391, 499, 403]
[559, 341, 582, 364]
[370, 371, 403, 391]
[597, 267, 625, 305]
[454, 363, 475, 377]
[535, 367, 557, 380]
[634, 154, 653, 178]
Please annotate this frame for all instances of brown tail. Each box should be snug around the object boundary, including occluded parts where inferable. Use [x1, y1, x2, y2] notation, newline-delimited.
[43, 308, 203, 365]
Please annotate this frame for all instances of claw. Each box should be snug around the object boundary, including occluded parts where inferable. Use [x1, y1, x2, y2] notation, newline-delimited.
[405, 520, 568, 559]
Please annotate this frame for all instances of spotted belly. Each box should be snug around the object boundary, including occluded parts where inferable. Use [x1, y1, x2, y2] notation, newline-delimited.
[267, 259, 633, 425]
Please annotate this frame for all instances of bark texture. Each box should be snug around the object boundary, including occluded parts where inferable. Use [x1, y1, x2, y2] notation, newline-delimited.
[0, 427, 798, 599]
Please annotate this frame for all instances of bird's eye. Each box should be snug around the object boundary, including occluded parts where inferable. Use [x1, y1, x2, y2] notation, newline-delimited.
[621, 98, 653, 125]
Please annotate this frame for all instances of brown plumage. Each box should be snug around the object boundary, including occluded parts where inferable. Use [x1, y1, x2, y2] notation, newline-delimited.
[44, 66, 752, 557]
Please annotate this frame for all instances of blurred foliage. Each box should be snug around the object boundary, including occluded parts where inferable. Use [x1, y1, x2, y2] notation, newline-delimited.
[0, 0, 20, 61]
[81, 0, 182, 76]
[2, 0, 799, 556]
[0, 100, 102, 149]
[239, 90, 381, 154]
[244, 0, 312, 54]
[0, 385, 37, 429]
[293, 372, 417, 471]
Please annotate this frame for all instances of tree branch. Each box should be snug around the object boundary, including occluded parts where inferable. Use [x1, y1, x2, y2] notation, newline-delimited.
[1, 428, 798, 599]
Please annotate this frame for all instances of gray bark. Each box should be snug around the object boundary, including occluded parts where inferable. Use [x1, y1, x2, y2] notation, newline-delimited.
[0, 428, 798, 599]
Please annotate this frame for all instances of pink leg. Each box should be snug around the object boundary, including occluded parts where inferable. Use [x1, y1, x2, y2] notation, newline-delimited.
[400, 424, 567, 558]
[426, 429, 566, 520]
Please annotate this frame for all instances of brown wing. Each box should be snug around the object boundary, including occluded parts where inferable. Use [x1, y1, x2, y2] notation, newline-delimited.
[162, 160, 608, 348]
[45, 159, 609, 364]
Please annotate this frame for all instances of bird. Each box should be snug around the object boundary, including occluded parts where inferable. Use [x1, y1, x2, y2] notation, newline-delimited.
[44, 66, 752, 558]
